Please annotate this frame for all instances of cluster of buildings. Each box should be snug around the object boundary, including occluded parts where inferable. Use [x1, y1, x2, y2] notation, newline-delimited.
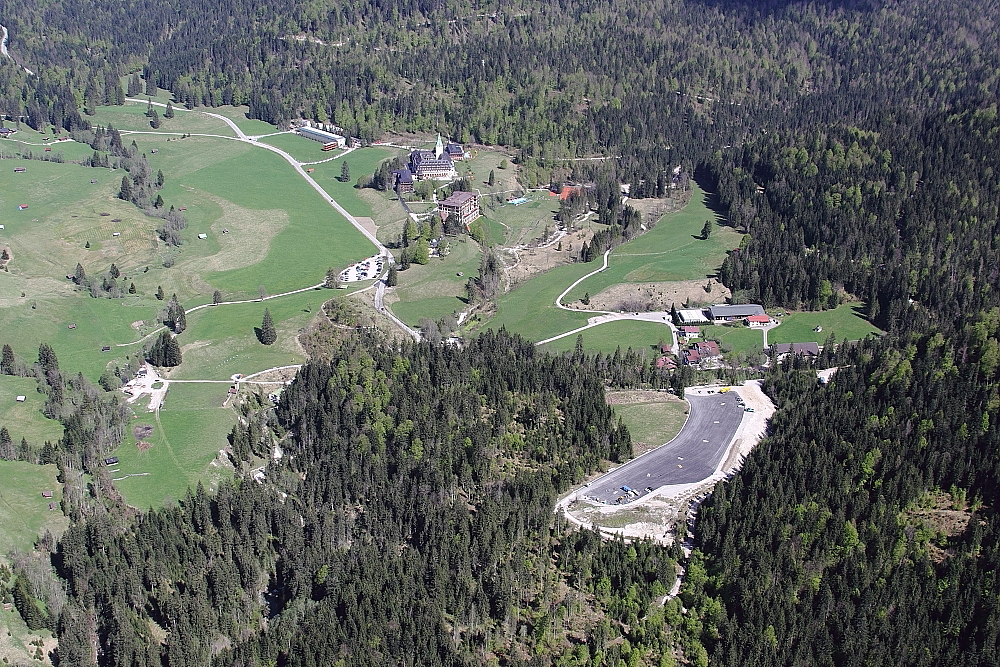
[676, 304, 773, 326]
[393, 135, 467, 191]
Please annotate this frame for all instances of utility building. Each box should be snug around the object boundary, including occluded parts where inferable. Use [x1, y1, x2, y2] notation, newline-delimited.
[297, 126, 346, 147]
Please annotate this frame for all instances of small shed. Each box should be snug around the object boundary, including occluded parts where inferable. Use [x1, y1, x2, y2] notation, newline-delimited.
[104, 456, 119, 465]
[18, 204, 28, 210]
[41, 490, 53, 499]
[15, 395, 26, 402]
[198, 233, 208, 239]
[101, 346, 111, 352]
[67, 323, 76, 329]
[112, 232, 121, 237]
[13, 167, 26, 173]
[49, 502, 56, 510]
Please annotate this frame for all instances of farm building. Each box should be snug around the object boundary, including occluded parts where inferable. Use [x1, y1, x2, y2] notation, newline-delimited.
[744, 314, 771, 327]
[41, 490, 53, 498]
[683, 340, 721, 365]
[708, 304, 765, 322]
[17, 204, 27, 210]
[13, 167, 25, 173]
[772, 342, 820, 358]
[104, 456, 119, 465]
[677, 308, 710, 324]
[439, 191, 481, 227]
[297, 126, 346, 146]
[15, 395, 25, 402]
[680, 326, 700, 339]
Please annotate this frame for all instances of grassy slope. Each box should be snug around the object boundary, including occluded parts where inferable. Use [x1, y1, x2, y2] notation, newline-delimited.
[614, 401, 689, 450]
[0, 461, 68, 554]
[699, 324, 767, 356]
[0, 377, 64, 446]
[483, 186, 739, 343]
[768, 303, 882, 345]
[390, 238, 483, 326]
[111, 383, 237, 509]
[541, 320, 674, 357]
[564, 186, 742, 302]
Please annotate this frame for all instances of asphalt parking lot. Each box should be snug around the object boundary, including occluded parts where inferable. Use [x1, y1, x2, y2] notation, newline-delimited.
[585, 393, 746, 504]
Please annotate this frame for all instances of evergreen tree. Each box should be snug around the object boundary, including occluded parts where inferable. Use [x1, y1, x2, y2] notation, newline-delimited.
[701, 220, 712, 240]
[1, 344, 15, 375]
[386, 263, 398, 287]
[154, 194, 164, 208]
[413, 238, 430, 264]
[145, 77, 157, 97]
[0, 426, 13, 460]
[212, 290, 222, 305]
[148, 330, 181, 367]
[164, 103, 174, 119]
[259, 309, 277, 345]
[488, 169, 495, 186]
[324, 267, 340, 289]
[74, 263, 86, 285]
[149, 109, 160, 129]
[155, 285, 165, 300]
[37, 343, 59, 373]
[127, 73, 143, 97]
[118, 175, 133, 202]
[156, 169, 164, 187]
[340, 160, 350, 182]
[129, 282, 136, 294]
[109, 263, 120, 279]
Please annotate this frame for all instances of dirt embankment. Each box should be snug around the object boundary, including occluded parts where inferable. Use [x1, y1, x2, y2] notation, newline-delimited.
[585, 279, 730, 312]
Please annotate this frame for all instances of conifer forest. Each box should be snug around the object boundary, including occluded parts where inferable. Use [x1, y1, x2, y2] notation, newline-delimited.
[0, 0, 999, 665]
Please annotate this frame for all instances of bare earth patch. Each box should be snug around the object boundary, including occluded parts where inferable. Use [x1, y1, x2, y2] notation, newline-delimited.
[587, 278, 731, 312]
[505, 228, 596, 289]
[133, 424, 154, 439]
[178, 193, 290, 275]
[605, 389, 681, 406]
[136, 441, 153, 452]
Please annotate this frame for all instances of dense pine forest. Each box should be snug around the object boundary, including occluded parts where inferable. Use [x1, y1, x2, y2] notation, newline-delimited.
[2, 0, 1000, 665]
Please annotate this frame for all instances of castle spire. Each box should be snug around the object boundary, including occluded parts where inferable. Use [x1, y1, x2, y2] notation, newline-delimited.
[435, 133, 444, 159]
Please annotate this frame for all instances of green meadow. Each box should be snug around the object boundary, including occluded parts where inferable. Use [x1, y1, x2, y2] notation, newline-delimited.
[110, 382, 237, 509]
[563, 186, 742, 303]
[540, 319, 674, 357]
[769, 303, 882, 345]
[613, 400, 689, 451]
[0, 376, 64, 446]
[698, 324, 767, 356]
[258, 131, 339, 163]
[483, 261, 594, 341]
[0, 461, 68, 555]
[390, 238, 482, 327]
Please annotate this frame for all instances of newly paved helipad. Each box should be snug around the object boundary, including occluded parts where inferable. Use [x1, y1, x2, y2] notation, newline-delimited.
[585, 394, 745, 504]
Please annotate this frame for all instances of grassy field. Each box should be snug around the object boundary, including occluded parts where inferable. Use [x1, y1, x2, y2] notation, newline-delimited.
[699, 324, 767, 356]
[482, 261, 594, 341]
[89, 102, 236, 136]
[307, 147, 404, 217]
[198, 105, 280, 136]
[0, 461, 68, 554]
[168, 290, 330, 381]
[563, 186, 741, 302]
[482, 186, 740, 344]
[390, 238, 482, 326]
[613, 400, 689, 451]
[540, 319, 673, 357]
[258, 131, 342, 163]
[769, 302, 882, 345]
[0, 377, 64, 447]
[111, 382, 237, 509]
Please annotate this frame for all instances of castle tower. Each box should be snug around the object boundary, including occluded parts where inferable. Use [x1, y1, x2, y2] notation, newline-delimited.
[435, 133, 444, 159]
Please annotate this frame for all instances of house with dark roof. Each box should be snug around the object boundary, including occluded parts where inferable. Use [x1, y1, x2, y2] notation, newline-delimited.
[409, 149, 455, 180]
[772, 342, 820, 357]
[445, 142, 465, 159]
[392, 167, 414, 193]
[709, 304, 765, 322]
[0, 127, 14, 137]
